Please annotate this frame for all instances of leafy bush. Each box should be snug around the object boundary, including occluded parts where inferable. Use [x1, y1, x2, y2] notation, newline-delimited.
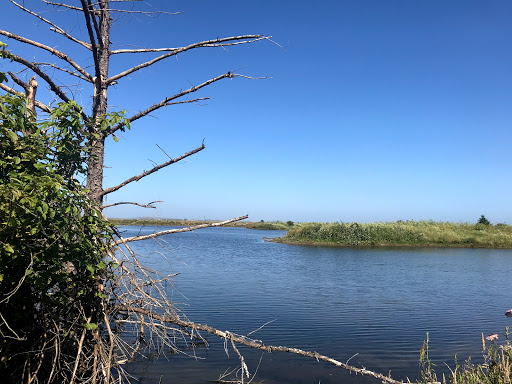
[0, 94, 115, 382]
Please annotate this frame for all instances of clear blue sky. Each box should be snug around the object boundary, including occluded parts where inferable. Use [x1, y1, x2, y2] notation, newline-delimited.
[2, 1, 511, 223]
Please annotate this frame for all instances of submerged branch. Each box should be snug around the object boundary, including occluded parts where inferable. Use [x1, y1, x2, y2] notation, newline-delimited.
[116, 304, 402, 384]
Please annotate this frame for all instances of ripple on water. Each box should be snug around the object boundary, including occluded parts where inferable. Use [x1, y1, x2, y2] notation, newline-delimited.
[120, 227, 512, 383]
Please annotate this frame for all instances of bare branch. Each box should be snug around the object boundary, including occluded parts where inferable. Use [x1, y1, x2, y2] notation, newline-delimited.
[91, 0, 143, 3]
[110, 96, 209, 135]
[43, 1, 179, 16]
[110, 38, 267, 55]
[79, 0, 100, 76]
[10, 54, 71, 104]
[0, 30, 93, 81]
[41, 0, 82, 11]
[232, 74, 271, 80]
[115, 305, 402, 384]
[0, 83, 52, 113]
[9, 1, 92, 50]
[164, 97, 209, 106]
[114, 215, 249, 245]
[108, 9, 180, 15]
[35, 62, 91, 82]
[100, 143, 205, 197]
[8, 55, 89, 121]
[0, 82, 20, 96]
[110, 72, 235, 135]
[87, 1, 102, 44]
[107, 35, 264, 84]
[101, 201, 163, 209]
[8, 71, 29, 91]
[7, 71, 38, 127]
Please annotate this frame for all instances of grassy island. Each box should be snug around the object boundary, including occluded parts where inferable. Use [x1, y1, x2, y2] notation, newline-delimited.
[274, 221, 512, 249]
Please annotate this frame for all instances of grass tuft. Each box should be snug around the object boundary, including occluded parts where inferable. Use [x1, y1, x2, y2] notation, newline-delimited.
[418, 329, 512, 384]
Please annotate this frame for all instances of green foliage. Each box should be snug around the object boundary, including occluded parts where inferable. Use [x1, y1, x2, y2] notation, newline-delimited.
[0, 41, 12, 84]
[279, 220, 512, 248]
[478, 214, 491, 226]
[0, 94, 116, 381]
[245, 220, 291, 230]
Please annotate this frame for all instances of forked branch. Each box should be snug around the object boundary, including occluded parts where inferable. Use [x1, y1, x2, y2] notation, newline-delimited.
[107, 35, 265, 84]
[9, 54, 88, 121]
[0, 30, 93, 81]
[111, 96, 210, 135]
[9, 1, 92, 50]
[42, 0, 82, 11]
[100, 143, 205, 197]
[9, 54, 72, 104]
[114, 215, 249, 245]
[0, 83, 52, 113]
[35, 62, 91, 82]
[42, 0, 179, 16]
[110, 72, 237, 135]
[110, 38, 267, 54]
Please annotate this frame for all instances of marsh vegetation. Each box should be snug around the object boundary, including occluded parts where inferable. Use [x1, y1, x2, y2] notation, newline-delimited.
[276, 220, 512, 248]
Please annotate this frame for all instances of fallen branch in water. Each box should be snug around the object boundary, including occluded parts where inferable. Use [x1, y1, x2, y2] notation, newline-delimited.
[115, 304, 403, 384]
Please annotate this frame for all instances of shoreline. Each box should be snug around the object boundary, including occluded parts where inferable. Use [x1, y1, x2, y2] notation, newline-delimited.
[109, 218, 290, 230]
[269, 238, 512, 249]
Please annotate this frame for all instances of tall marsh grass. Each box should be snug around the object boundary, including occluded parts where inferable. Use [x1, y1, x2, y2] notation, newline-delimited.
[279, 221, 512, 248]
[418, 330, 512, 384]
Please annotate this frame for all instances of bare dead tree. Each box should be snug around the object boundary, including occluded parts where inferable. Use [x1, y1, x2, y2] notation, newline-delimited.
[1, 0, 266, 206]
[0, 1, 405, 384]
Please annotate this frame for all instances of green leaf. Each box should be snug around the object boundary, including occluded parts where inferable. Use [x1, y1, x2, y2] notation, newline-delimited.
[6, 130, 17, 142]
[112, 135, 119, 142]
[41, 202, 48, 215]
[84, 322, 97, 331]
[3, 244, 14, 253]
[86, 265, 95, 275]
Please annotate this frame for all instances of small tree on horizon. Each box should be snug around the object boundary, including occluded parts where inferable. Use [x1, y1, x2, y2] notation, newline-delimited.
[477, 214, 491, 226]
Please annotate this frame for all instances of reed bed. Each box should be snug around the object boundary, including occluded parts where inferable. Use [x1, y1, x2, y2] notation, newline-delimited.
[278, 221, 512, 248]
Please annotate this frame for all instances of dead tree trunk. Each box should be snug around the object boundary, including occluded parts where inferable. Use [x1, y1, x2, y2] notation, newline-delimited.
[82, 0, 110, 205]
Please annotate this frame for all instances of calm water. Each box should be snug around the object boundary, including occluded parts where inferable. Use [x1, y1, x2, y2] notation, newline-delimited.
[119, 226, 512, 384]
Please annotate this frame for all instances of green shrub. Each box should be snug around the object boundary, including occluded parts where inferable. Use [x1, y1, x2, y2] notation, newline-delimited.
[0, 95, 115, 382]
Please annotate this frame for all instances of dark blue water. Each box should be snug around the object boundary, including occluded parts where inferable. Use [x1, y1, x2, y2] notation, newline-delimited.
[119, 226, 512, 384]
